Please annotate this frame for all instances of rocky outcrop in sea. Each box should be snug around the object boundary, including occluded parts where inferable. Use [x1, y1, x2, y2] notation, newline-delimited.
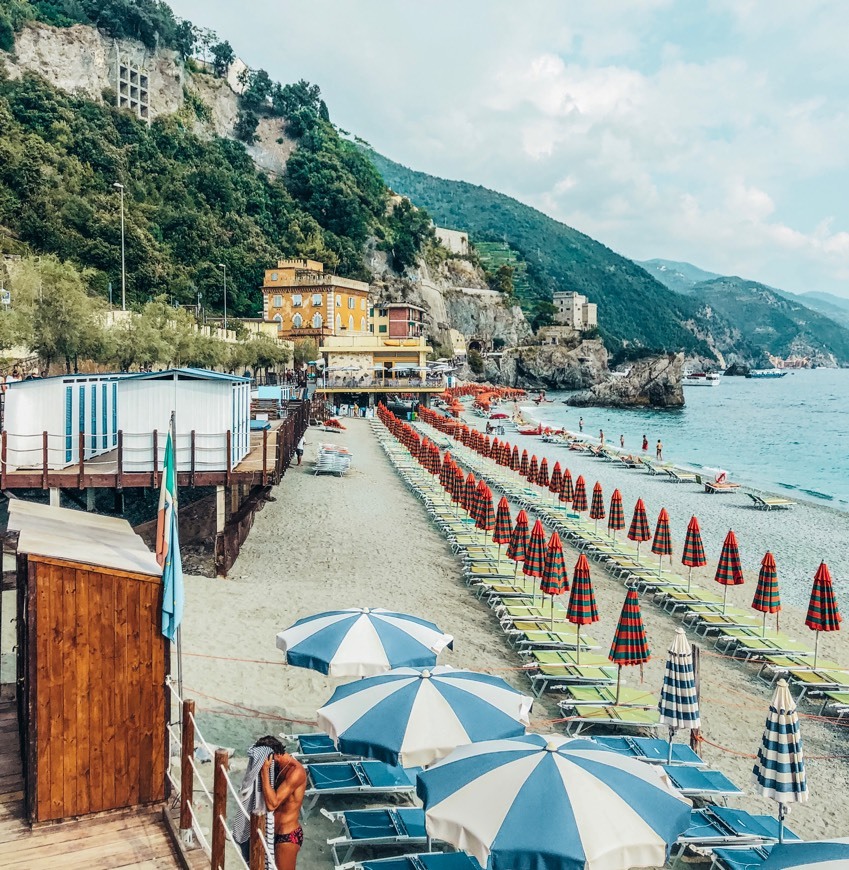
[566, 352, 685, 408]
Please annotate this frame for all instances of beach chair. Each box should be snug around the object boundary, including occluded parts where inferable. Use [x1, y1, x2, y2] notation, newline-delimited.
[662, 765, 743, 800]
[593, 735, 704, 766]
[354, 852, 482, 870]
[666, 468, 698, 484]
[817, 689, 849, 716]
[715, 632, 813, 661]
[786, 668, 849, 701]
[302, 761, 418, 818]
[704, 480, 741, 494]
[558, 685, 657, 710]
[284, 732, 360, 762]
[756, 654, 844, 684]
[506, 622, 597, 651]
[525, 661, 617, 696]
[747, 493, 795, 511]
[683, 607, 766, 636]
[657, 587, 725, 613]
[709, 845, 771, 870]
[324, 807, 433, 866]
[559, 705, 660, 736]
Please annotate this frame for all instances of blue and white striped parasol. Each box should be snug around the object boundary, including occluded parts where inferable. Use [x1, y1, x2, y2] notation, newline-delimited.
[658, 628, 701, 763]
[416, 733, 692, 870]
[317, 665, 532, 768]
[753, 678, 808, 843]
[276, 608, 454, 677]
[762, 839, 849, 869]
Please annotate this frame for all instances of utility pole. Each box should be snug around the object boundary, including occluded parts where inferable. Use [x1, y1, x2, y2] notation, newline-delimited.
[218, 263, 227, 331]
[113, 182, 126, 310]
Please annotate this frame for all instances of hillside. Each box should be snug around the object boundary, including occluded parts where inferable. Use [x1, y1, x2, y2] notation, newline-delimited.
[645, 259, 849, 365]
[796, 291, 849, 330]
[367, 151, 717, 356]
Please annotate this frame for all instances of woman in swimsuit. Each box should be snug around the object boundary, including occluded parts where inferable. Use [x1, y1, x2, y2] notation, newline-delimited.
[260, 738, 308, 870]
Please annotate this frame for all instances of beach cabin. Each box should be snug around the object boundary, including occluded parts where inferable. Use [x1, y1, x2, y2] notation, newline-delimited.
[118, 368, 251, 472]
[3, 374, 122, 470]
[7, 500, 166, 823]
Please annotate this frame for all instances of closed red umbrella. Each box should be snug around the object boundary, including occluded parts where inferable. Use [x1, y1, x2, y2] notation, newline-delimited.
[450, 465, 465, 512]
[491, 437, 500, 462]
[627, 498, 651, 556]
[527, 455, 539, 486]
[430, 444, 442, 476]
[464, 471, 477, 516]
[572, 475, 588, 513]
[559, 469, 574, 504]
[493, 496, 513, 560]
[568, 554, 599, 662]
[549, 462, 563, 499]
[589, 481, 605, 531]
[715, 529, 744, 612]
[475, 482, 496, 541]
[805, 561, 842, 668]
[522, 519, 547, 592]
[519, 450, 530, 478]
[511, 445, 520, 472]
[537, 457, 550, 490]
[681, 515, 707, 591]
[651, 508, 673, 576]
[609, 589, 651, 702]
[506, 509, 529, 579]
[608, 489, 625, 538]
[481, 436, 491, 459]
[501, 441, 512, 467]
[540, 531, 569, 627]
[752, 552, 781, 637]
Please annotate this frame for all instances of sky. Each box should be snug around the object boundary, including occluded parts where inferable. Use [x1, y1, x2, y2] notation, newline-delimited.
[170, 0, 849, 299]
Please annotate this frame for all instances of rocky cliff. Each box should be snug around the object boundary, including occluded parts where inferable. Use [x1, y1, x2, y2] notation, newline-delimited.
[566, 353, 685, 408]
[484, 339, 608, 390]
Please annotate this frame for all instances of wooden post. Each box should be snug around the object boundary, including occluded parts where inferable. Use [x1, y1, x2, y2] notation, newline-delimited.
[190, 430, 196, 488]
[262, 428, 268, 486]
[211, 748, 229, 870]
[179, 700, 195, 840]
[226, 430, 232, 486]
[41, 431, 48, 489]
[250, 811, 265, 870]
[117, 430, 124, 490]
[152, 430, 159, 490]
[78, 431, 85, 488]
[1, 430, 6, 490]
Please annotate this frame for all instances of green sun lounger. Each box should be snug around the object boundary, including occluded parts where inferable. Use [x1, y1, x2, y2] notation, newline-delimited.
[559, 705, 661, 736]
[558, 684, 657, 709]
[506, 623, 597, 651]
[657, 588, 725, 612]
[715, 631, 812, 659]
[786, 668, 849, 701]
[817, 690, 849, 716]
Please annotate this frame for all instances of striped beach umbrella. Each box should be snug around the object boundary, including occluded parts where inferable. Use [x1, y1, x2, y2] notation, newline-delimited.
[276, 608, 454, 677]
[628, 498, 651, 555]
[651, 508, 673, 576]
[506, 509, 530, 579]
[549, 461, 563, 497]
[462, 471, 476, 515]
[482, 435, 492, 458]
[658, 628, 700, 763]
[430, 444, 442, 476]
[715, 529, 744, 612]
[559, 468, 574, 503]
[450, 465, 465, 510]
[511, 444, 520, 472]
[571, 475, 588, 513]
[416, 734, 692, 870]
[805, 561, 842, 668]
[682, 515, 707, 590]
[540, 531, 569, 627]
[753, 552, 782, 636]
[493, 496, 513, 560]
[568, 554, 599, 662]
[475, 483, 496, 539]
[519, 449, 530, 478]
[536, 457, 550, 489]
[501, 441, 512, 467]
[608, 488, 625, 538]
[522, 519, 547, 585]
[317, 665, 532, 768]
[752, 678, 807, 843]
[589, 481, 605, 531]
[609, 589, 651, 702]
[527, 454, 539, 485]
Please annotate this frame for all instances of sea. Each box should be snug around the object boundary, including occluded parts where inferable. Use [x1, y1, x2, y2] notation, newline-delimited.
[524, 369, 849, 512]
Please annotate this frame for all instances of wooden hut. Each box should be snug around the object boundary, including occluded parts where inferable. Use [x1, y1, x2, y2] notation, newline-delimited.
[8, 500, 167, 824]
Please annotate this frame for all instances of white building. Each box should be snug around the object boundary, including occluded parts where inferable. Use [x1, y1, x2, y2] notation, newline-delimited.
[553, 291, 598, 330]
[434, 227, 470, 256]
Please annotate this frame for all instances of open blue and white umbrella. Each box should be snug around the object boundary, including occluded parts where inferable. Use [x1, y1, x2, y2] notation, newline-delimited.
[317, 665, 532, 768]
[658, 628, 701, 763]
[753, 678, 808, 843]
[762, 839, 849, 869]
[417, 733, 692, 870]
[276, 608, 454, 677]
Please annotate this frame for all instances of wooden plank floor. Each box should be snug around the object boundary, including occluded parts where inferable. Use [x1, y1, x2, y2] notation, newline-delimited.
[0, 700, 182, 869]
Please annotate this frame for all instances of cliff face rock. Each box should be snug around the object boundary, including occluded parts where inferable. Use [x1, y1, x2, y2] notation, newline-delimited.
[485, 340, 608, 389]
[567, 352, 685, 408]
[442, 288, 530, 349]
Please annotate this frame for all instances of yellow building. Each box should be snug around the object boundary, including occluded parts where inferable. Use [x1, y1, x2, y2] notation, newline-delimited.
[261, 259, 371, 339]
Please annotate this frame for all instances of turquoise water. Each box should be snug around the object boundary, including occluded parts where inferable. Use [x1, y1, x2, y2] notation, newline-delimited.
[527, 369, 849, 511]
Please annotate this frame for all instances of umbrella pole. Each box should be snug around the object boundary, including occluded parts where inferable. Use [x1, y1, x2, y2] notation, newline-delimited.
[594, 518, 598, 533]
[687, 566, 693, 592]
[763, 610, 768, 638]
[615, 665, 622, 704]
[550, 595, 554, 629]
[778, 802, 786, 844]
[657, 552, 662, 578]
[667, 726, 675, 764]
[723, 584, 729, 614]
[814, 631, 820, 670]
[575, 624, 580, 663]
[497, 543, 502, 562]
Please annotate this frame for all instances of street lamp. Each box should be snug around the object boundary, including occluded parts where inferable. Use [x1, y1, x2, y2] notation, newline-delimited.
[218, 263, 227, 331]
[113, 182, 126, 310]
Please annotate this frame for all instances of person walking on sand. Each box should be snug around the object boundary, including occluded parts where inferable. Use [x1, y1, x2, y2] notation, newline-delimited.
[642, 434, 648, 453]
[579, 417, 584, 433]
[259, 736, 307, 870]
[656, 439, 663, 461]
[296, 434, 305, 465]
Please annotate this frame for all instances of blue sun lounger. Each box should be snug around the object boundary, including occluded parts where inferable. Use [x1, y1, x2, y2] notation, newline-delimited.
[672, 806, 800, 860]
[662, 765, 743, 800]
[286, 732, 361, 761]
[303, 761, 419, 818]
[324, 807, 434, 866]
[593, 736, 705, 766]
[709, 845, 771, 870]
[355, 853, 482, 870]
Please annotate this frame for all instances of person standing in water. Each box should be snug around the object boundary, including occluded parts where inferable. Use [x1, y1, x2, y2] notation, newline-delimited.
[642, 434, 648, 453]
[579, 417, 584, 433]
[620, 434, 625, 449]
[599, 429, 605, 446]
[656, 440, 663, 461]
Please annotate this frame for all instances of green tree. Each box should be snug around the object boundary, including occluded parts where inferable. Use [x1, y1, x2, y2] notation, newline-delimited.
[467, 348, 484, 374]
[293, 337, 318, 367]
[239, 68, 273, 111]
[385, 198, 434, 272]
[492, 264, 514, 295]
[531, 300, 557, 332]
[271, 79, 323, 118]
[210, 40, 235, 78]
[233, 108, 259, 144]
[173, 18, 197, 59]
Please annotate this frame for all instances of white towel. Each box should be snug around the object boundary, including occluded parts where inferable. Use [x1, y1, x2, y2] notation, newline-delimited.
[232, 745, 276, 869]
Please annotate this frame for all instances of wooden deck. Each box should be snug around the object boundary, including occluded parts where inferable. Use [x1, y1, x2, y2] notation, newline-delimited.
[0, 700, 182, 869]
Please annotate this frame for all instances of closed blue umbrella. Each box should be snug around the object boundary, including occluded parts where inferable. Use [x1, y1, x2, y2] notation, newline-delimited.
[317, 665, 532, 768]
[762, 840, 849, 869]
[275, 608, 454, 677]
[417, 734, 692, 870]
[658, 629, 700, 764]
[752, 679, 807, 843]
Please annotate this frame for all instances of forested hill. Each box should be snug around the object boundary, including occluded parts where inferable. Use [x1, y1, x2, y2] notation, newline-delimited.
[367, 151, 714, 355]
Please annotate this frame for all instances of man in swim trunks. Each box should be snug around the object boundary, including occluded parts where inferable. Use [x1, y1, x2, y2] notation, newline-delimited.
[259, 736, 307, 870]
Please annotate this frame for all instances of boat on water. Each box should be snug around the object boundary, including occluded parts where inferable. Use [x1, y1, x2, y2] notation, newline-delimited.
[683, 371, 721, 387]
[746, 368, 787, 379]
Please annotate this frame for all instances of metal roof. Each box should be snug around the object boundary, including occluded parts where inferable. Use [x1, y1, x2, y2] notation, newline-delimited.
[8, 500, 162, 577]
[120, 367, 250, 383]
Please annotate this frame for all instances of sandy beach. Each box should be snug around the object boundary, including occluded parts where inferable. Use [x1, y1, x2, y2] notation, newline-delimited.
[181, 416, 849, 868]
